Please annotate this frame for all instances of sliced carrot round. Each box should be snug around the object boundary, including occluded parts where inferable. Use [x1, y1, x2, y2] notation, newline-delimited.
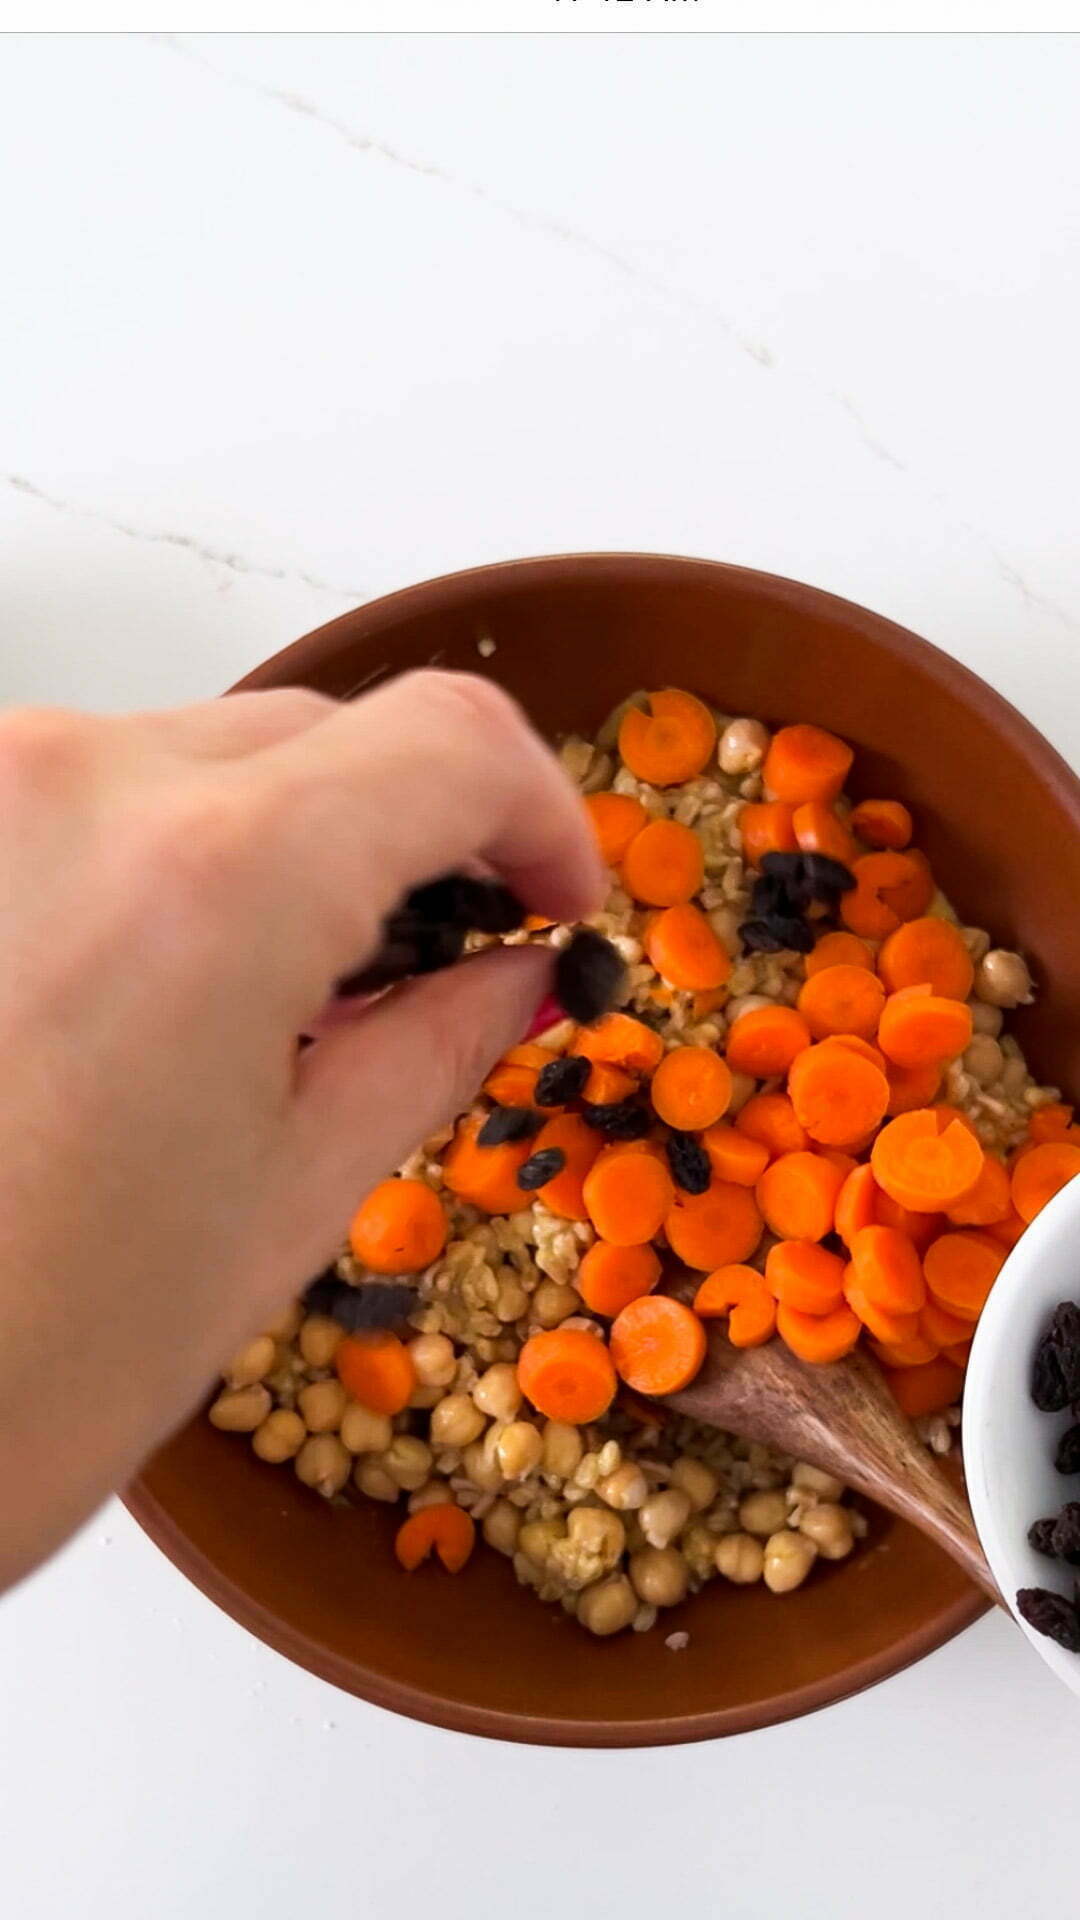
[851, 798, 913, 850]
[442, 1115, 534, 1214]
[518, 1328, 617, 1423]
[797, 964, 886, 1042]
[621, 818, 704, 907]
[869, 1333, 940, 1369]
[739, 800, 798, 869]
[877, 918, 974, 1001]
[882, 1357, 964, 1418]
[878, 989, 972, 1068]
[871, 1108, 984, 1213]
[726, 1005, 812, 1078]
[335, 1331, 416, 1415]
[618, 689, 717, 787]
[349, 1177, 447, 1275]
[885, 1059, 943, 1116]
[756, 1150, 845, 1242]
[805, 930, 875, 978]
[776, 1300, 861, 1364]
[482, 1043, 557, 1108]
[701, 1122, 770, 1186]
[665, 1180, 763, 1271]
[585, 791, 649, 866]
[395, 1505, 476, 1574]
[945, 1153, 1011, 1228]
[835, 1164, 879, 1247]
[842, 1269, 920, 1347]
[531, 1112, 602, 1221]
[1028, 1102, 1077, 1144]
[792, 801, 858, 866]
[735, 1090, 808, 1156]
[583, 1147, 674, 1245]
[1011, 1141, 1080, 1223]
[765, 1240, 846, 1314]
[644, 902, 732, 991]
[788, 1041, 890, 1147]
[572, 1012, 665, 1073]
[849, 1223, 927, 1314]
[583, 1061, 636, 1106]
[986, 1207, 1026, 1250]
[841, 851, 935, 940]
[577, 1240, 661, 1317]
[610, 1294, 707, 1395]
[872, 1187, 944, 1252]
[920, 1298, 973, 1349]
[650, 1046, 732, 1131]
[763, 724, 853, 806]
[694, 1264, 777, 1347]
[923, 1230, 1004, 1321]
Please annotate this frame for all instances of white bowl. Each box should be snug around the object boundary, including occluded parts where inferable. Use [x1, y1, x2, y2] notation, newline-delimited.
[964, 1181, 1080, 1696]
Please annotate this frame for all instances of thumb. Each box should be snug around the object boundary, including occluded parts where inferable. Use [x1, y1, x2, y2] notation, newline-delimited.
[283, 944, 554, 1257]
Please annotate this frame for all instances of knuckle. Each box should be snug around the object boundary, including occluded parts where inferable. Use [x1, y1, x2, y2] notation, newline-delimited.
[138, 788, 254, 903]
[0, 707, 94, 793]
[402, 669, 524, 746]
[262, 686, 336, 729]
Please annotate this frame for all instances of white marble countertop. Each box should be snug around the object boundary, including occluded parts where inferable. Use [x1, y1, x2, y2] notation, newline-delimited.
[3, 31, 1080, 1920]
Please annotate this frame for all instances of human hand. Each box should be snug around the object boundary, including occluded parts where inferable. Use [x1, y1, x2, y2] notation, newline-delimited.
[0, 673, 603, 1587]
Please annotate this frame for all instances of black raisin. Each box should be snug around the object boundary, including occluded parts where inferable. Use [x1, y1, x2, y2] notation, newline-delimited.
[763, 913, 816, 954]
[1032, 1341, 1070, 1414]
[1029, 1516, 1060, 1556]
[535, 1055, 590, 1106]
[1032, 1302, 1080, 1410]
[1016, 1586, 1080, 1651]
[478, 1105, 542, 1147]
[1051, 1303, 1080, 1402]
[302, 1273, 416, 1331]
[554, 928, 628, 1025]
[801, 854, 857, 898]
[517, 1147, 566, 1190]
[581, 1099, 651, 1139]
[759, 852, 807, 883]
[1052, 1502, 1080, 1565]
[750, 873, 797, 918]
[739, 918, 789, 954]
[1055, 1424, 1080, 1475]
[666, 1131, 711, 1195]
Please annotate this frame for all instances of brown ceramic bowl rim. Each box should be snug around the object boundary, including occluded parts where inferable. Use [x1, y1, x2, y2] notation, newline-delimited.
[126, 551, 1077, 1744]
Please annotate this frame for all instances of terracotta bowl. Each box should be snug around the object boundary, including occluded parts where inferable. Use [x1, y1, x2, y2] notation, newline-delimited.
[126, 553, 1080, 1745]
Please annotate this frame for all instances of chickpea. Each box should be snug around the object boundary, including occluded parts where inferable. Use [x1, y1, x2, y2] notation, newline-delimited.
[225, 1334, 276, 1389]
[718, 716, 770, 776]
[792, 1462, 845, 1501]
[340, 1403, 393, 1455]
[209, 1384, 271, 1432]
[297, 1379, 347, 1433]
[429, 1393, 485, 1449]
[252, 1408, 306, 1463]
[577, 1576, 637, 1637]
[975, 948, 1035, 1009]
[716, 1532, 765, 1584]
[960, 926, 991, 964]
[298, 1314, 343, 1369]
[963, 1034, 1005, 1088]
[640, 1488, 692, 1549]
[567, 1505, 626, 1564]
[264, 1301, 303, 1344]
[463, 1437, 504, 1492]
[707, 903, 742, 957]
[472, 1363, 522, 1421]
[483, 1499, 522, 1556]
[969, 998, 1004, 1038]
[380, 1434, 433, 1491]
[495, 1421, 544, 1480]
[597, 1462, 648, 1511]
[629, 1546, 689, 1607]
[763, 1529, 818, 1593]
[294, 1434, 350, 1498]
[738, 1488, 790, 1536]
[407, 1480, 454, 1514]
[518, 1517, 567, 1565]
[354, 1458, 399, 1503]
[407, 1385, 442, 1411]
[542, 1420, 584, 1482]
[682, 1522, 720, 1582]
[533, 1279, 580, 1327]
[495, 1277, 529, 1322]
[798, 1502, 854, 1560]
[407, 1332, 456, 1389]
[670, 1456, 719, 1513]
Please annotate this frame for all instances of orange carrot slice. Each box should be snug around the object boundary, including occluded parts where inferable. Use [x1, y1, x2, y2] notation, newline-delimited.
[618, 689, 716, 787]
[610, 1295, 707, 1394]
[694, 1264, 777, 1347]
[349, 1178, 447, 1275]
[776, 1301, 861, 1364]
[395, 1505, 476, 1574]
[765, 1240, 846, 1314]
[665, 1180, 763, 1271]
[518, 1328, 617, 1423]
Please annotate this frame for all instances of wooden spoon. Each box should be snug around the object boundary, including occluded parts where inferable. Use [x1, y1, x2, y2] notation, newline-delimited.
[666, 1321, 999, 1602]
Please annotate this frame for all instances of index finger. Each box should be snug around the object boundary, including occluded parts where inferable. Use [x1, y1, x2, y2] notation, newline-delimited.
[250, 670, 606, 969]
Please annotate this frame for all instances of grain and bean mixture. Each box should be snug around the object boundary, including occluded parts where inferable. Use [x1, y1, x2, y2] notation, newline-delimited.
[210, 690, 1063, 1638]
